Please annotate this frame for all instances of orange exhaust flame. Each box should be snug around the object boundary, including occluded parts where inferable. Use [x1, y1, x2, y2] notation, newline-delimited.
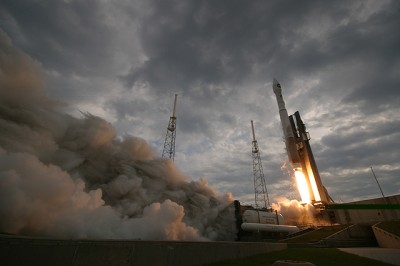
[295, 170, 310, 203]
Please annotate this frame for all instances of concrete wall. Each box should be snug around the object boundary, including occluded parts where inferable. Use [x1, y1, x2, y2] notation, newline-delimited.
[333, 195, 400, 225]
[372, 225, 400, 249]
[0, 235, 287, 266]
[326, 224, 374, 240]
[320, 224, 377, 247]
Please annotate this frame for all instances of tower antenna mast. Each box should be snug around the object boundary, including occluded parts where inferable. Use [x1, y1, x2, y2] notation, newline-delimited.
[162, 94, 178, 160]
[370, 166, 385, 199]
[251, 120, 270, 209]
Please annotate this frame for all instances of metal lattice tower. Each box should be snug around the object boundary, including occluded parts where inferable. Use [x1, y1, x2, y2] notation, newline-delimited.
[251, 120, 270, 209]
[162, 94, 178, 160]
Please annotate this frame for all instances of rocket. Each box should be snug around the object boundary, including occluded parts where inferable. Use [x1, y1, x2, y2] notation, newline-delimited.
[272, 79, 332, 204]
[272, 79, 301, 167]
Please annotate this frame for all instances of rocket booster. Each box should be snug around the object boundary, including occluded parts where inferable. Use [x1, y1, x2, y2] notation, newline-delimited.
[272, 79, 332, 204]
[272, 79, 300, 166]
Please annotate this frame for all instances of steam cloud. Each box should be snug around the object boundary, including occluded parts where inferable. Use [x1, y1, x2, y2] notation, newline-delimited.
[0, 30, 236, 241]
[272, 197, 327, 226]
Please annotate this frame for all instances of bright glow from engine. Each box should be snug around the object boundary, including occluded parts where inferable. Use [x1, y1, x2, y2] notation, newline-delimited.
[295, 170, 310, 203]
[308, 172, 321, 202]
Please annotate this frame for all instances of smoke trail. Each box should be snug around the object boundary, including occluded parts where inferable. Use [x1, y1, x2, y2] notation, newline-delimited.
[271, 197, 330, 226]
[0, 30, 236, 241]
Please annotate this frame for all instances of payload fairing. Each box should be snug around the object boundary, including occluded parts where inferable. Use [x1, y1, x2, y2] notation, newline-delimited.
[272, 79, 332, 205]
[272, 79, 301, 165]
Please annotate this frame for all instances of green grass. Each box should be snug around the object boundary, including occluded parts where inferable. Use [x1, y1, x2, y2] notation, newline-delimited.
[282, 225, 348, 243]
[204, 248, 394, 266]
[375, 221, 400, 236]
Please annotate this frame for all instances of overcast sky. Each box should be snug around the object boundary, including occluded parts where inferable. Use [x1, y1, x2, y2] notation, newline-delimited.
[1, 0, 399, 205]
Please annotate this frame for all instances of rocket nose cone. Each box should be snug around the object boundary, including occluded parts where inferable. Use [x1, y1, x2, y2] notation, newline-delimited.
[272, 78, 281, 93]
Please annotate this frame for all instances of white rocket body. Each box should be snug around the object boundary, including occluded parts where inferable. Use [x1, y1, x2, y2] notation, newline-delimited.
[272, 79, 331, 204]
[272, 79, 300, 166]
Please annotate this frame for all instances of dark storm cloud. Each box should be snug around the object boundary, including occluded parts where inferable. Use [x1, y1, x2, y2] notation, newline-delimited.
[122, 1, 400, 96]
[0, 0, 116, 76]
[121, 0, 317, 92]
[315, 116, 400, 199]
[107, 98, 156, 119]
[343, 76, 400, 114]
[319, 135, 399, 171]
[219, 113, 237, 126]
[334, 3, 400, 114]
[321, 119, 400, 150]
[324, 165, 400, 202]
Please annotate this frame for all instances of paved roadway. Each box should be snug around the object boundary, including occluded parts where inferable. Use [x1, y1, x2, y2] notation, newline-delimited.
[339, 248, 400, 265]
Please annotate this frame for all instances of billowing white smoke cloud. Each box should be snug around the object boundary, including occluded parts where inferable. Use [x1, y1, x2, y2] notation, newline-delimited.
[272, 197, 327, 226]
[0, 30, 236, 241]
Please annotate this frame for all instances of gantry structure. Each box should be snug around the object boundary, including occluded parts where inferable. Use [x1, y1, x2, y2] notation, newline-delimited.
[251, 120, 270, 209]
[162, 94, 178, 160]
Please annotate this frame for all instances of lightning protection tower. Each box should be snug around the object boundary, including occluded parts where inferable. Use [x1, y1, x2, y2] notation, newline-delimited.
[251, 120, 270, 209]
[162, 94, 178, 160]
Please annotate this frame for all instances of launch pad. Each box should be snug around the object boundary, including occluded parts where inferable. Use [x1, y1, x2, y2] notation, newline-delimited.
[233, 78, 400, 243]
[270, 78, 400, 228]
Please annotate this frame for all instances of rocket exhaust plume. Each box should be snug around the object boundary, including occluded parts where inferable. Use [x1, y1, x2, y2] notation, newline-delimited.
[0, 30, 236, 241]
[271, 198, 322, 226]
[294, 170, 311, 203]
